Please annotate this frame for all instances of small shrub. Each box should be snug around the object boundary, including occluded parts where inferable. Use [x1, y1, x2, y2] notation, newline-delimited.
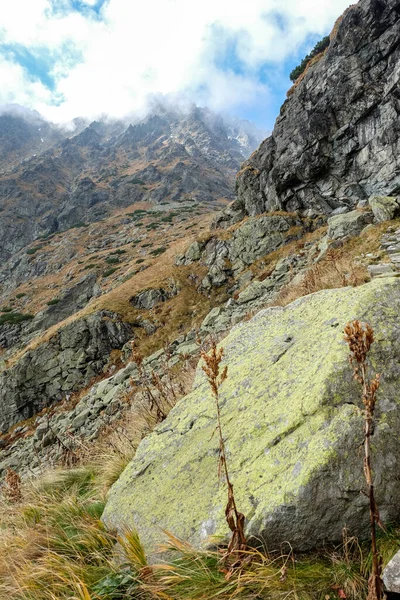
[1, 307, 12, 313]
[290, 35, 330, 82]
[103, 268, 119, 277]
[146, 222, 160, 230]
[84, 264, 97, 270]
[110, 249, 127, 255]
[0, 312, 34, 325]
[136, 258, 145, 264]
[15, 293, 26, 299]
[69, 221, 88, 229]
[150, 246, 167, 256]
[105, 256, 120, 265]
[26, 245, 44, 255]
[47, 299, 60, 306]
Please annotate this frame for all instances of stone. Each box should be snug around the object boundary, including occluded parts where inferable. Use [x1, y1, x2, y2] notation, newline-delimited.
[0, 311, 133, 432]
[103, 278, 400, 556]
[327, 210, 373, 240]
[34, 421, 49, 440]
[383, 550, 400, 594]
[130, 286, 178, 310]
[369, 196, 400, 223]
[71, 408, 91, 430]
[367, 264, 396, 277]
[236, 281, 269, 304]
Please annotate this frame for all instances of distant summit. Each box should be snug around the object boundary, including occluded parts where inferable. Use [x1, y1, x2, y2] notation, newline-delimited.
[0, 104, 263, 262]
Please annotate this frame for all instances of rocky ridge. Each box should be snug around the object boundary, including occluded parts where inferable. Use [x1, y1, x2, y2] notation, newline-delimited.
[0, 106, 262, 263]
[215, 0, 400, 228]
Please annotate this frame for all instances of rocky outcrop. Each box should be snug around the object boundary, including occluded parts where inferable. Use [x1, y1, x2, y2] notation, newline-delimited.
[130, 283, 179, 310]
[0, 327, 200, 478]
[103, 277, 400, 555]
[177, 213, 324, 288]
[217, 0, 400, 227]
[369, 195, 400, 222]
[327, 209, 373, 240]
[0, 273, 101, 351]
[0, 311, 133, 432]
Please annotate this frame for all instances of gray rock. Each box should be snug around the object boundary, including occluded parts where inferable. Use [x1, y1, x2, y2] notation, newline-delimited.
[369, 196, 400, 223]
[383, 550, 400, 593]
[130, 285, 178, 310]
[0, 311, 133, 432]
[327, 210, 373, 240]
[102, 278, 400, 556]
[71, 408, 91, 430]
[368, 264, 396, 277]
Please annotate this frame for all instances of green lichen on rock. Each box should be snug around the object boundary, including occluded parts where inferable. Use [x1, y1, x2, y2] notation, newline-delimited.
[369, 196, 400, 223]
[102, 278, 400, 555]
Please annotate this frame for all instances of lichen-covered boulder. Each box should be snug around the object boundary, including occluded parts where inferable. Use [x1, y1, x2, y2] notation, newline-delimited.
[369, 196, 400, 223]
[327, 210, 373, 239]
[102, 278, 400, 555]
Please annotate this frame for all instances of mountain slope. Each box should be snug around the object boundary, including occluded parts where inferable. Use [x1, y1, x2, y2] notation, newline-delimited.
[0, 106, 262, 263]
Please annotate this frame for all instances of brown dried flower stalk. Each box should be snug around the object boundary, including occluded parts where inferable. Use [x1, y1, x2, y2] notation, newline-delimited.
[344, 320, 383, 600]
[201, 340, 247, 566]
[3, 468, 22, 504]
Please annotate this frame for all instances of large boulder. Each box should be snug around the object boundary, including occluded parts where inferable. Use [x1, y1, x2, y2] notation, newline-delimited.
[327, 210, 373, 239]
[369, 196, 400, 223]
[383, 550, 400, 594]
[103, 278, 400, 555]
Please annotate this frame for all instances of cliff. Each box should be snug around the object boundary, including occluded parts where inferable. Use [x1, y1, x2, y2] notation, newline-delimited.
[217, 0, 400, 226]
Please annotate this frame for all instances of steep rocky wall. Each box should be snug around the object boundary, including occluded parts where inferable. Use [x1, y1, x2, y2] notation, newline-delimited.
[219, 0, 400, 226]
[0, 311, 133, 432]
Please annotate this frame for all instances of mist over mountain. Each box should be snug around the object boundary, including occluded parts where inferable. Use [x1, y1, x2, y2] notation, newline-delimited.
[0, 103, 264, 263]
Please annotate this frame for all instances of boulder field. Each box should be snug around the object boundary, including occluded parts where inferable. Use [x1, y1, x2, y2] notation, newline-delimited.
[103, 277, 400, 555]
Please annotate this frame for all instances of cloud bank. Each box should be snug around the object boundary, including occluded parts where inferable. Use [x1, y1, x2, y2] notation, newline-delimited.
[0, 0, 353, 125]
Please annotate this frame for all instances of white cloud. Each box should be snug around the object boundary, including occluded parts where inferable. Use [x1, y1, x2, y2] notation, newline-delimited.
[0, 0, 354, 123]
[0, 56, 51, 107]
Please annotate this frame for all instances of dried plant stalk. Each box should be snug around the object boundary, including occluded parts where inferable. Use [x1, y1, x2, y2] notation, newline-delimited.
[344, 320, 383, 600]
[3, 468, 22, 503]
[201, 340, 247, 566]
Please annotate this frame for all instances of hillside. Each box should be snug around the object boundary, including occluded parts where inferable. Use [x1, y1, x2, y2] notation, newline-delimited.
[2, 0, 400, 599]
[0, 105, 261, 264]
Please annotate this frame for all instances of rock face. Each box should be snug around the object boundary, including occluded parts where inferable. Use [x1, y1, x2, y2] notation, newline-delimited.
[103, 278, 400, 555]
[0, 311, 133, 432]
[220, 0, 400, 226]
[177, 213, 324, 289]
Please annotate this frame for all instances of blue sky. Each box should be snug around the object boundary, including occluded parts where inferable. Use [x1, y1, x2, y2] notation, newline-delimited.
[0, 0, 353, 129]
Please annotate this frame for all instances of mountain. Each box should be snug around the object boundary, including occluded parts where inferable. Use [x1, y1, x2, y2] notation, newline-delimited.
[4, 1, 400, 596]
[0, 105, 63, 172]
[0, 106, 262, 263]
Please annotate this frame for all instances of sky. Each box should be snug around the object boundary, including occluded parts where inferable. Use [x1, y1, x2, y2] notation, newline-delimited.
[0, 0, 353, 130]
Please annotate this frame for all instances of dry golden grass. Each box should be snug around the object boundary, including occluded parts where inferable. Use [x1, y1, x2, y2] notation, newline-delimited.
[274, 223, 391, 307]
